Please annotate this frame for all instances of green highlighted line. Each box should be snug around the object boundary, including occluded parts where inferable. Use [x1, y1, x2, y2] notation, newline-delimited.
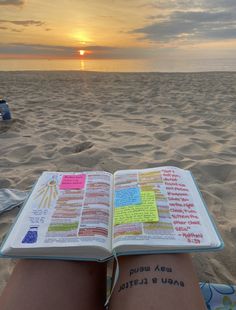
[48, 222, 78, 232]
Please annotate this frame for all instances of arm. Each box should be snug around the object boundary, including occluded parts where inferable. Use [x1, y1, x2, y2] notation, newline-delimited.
[109, 254, 206, 310]
[0, 259, 107, 310]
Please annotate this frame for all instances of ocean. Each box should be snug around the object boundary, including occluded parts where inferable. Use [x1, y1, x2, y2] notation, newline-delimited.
[1, 58, 236, 72]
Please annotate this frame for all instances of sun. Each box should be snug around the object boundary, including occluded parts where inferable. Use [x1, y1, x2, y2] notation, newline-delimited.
[78, 49, 92, 57]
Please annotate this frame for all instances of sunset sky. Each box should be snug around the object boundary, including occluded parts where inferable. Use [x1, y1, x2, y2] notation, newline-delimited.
[1, 0, 236, 70]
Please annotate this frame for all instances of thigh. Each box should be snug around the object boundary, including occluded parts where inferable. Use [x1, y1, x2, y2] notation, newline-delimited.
[109, 254, 206, 310]
[0, 259, 107, 310]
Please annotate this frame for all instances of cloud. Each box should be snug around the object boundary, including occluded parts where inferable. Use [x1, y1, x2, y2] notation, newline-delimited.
[132, 10, 236, 42]
[0, 0, 24, 6]
[198, 0, 236, 10]
[147, 14, 167, 20]
[10, 28, 23, 32]
[142, 0, 198, 10]
[0, 19, 44, 27]
[0, 43, 77, 57]
[0, 26, 24, 32]
[0, 43, 153, 59]
[143, 0, 236, 10]
[172, 11, 234, 23]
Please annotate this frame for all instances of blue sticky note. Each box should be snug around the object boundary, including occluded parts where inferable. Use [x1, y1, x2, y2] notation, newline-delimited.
[115, 187, 141, 208]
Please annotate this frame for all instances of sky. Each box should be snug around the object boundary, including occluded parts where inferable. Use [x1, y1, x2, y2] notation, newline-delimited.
[0, 0, 236, 70]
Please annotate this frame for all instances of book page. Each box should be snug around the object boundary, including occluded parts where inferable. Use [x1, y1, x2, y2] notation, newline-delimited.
[112, 167, 210, 250]
[9, 171, 113, 252]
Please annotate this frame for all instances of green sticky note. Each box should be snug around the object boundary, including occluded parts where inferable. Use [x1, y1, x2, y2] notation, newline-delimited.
[114, 191, 158, 225]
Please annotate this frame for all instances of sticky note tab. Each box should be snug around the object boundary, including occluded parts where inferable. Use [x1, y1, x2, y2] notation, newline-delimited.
[60, 174, 86, 190]
[114, 191, 158, 225]
[115, 187, 141, 208]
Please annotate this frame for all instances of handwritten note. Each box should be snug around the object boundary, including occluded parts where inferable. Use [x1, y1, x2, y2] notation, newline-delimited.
[114, 191, 158, 225]
[115, 187, 141, 208]
[60, 174, 86, 190]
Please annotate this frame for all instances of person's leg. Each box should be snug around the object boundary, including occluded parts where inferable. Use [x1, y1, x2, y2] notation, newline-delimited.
[0, 259, 107, 310]
[109, 254, 206, 310]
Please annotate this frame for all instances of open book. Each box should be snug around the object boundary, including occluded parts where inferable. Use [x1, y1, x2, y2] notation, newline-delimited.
[0, 167, 223, 261]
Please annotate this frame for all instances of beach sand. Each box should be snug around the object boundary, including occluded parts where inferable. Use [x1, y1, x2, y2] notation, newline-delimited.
[0, 71, 236, 293]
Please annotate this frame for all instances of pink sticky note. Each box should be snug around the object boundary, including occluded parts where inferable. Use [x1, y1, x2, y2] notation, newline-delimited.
[60, 174, 86, 190]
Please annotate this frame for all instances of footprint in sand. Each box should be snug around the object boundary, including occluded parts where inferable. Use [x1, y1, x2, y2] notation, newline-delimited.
[59, 142, 94, 155]
[153, 132, 171, 141]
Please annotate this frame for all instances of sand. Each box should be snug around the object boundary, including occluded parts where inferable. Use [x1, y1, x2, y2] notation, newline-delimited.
[0, 71, 236, 293]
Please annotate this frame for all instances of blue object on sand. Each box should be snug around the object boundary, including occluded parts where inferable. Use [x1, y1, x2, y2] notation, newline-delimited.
[0, 99, 12, 120]
[200, 282, 236, 309]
